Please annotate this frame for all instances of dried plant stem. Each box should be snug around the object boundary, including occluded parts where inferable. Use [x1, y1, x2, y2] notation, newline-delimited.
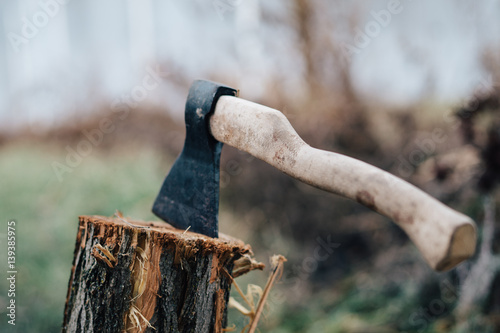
[247, 255, 287, 333]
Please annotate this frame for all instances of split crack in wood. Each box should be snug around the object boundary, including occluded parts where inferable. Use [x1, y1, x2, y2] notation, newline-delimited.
[63, 215, 274, 333]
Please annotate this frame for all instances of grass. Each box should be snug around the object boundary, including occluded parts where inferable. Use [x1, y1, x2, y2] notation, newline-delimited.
[0, 142, 165, 332]
[0, 141, 494, 332]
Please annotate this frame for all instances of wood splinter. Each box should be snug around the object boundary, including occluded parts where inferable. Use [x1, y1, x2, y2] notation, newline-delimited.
[62, 215, 263, 333]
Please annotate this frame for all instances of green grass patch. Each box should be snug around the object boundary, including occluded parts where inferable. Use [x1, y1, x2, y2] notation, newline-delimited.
[0, 142, 167, 332]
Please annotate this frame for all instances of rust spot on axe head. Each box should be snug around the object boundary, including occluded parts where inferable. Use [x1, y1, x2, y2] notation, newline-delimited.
[152, 80, 237, 238]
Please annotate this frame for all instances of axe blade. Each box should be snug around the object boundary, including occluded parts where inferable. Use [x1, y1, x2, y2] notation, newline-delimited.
[152, 80, 237, 237]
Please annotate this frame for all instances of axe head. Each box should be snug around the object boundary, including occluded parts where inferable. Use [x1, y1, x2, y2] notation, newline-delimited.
[152, 80, 237, 237]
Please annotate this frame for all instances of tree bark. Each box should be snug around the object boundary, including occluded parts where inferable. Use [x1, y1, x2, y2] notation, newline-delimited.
[62, 215, 254, 333]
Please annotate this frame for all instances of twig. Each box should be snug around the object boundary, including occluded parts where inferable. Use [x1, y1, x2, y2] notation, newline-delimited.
[114, 210, 150, 229]
[247, 255, 287, 333]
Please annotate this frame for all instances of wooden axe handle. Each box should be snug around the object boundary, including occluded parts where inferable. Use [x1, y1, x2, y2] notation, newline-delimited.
[210, 95, 477, 271]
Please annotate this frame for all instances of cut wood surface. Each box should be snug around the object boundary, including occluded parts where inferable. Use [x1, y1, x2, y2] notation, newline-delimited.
[62, 215, 257, 333]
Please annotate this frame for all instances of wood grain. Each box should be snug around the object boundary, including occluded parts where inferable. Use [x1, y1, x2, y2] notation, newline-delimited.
[211, 95, 477, 271]
[62, 216, 253, 332]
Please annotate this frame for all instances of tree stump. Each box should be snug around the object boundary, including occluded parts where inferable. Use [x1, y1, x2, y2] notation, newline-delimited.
[62, 215, 255, 333]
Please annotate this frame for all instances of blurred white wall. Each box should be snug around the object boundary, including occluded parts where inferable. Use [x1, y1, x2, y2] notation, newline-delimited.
[0, 0, 499, 131]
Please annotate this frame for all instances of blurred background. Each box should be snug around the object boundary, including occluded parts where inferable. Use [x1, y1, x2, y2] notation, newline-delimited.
[1, 0, 500, 332]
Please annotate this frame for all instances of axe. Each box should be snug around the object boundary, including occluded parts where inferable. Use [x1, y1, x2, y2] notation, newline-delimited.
[153, 80, 477, 272]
